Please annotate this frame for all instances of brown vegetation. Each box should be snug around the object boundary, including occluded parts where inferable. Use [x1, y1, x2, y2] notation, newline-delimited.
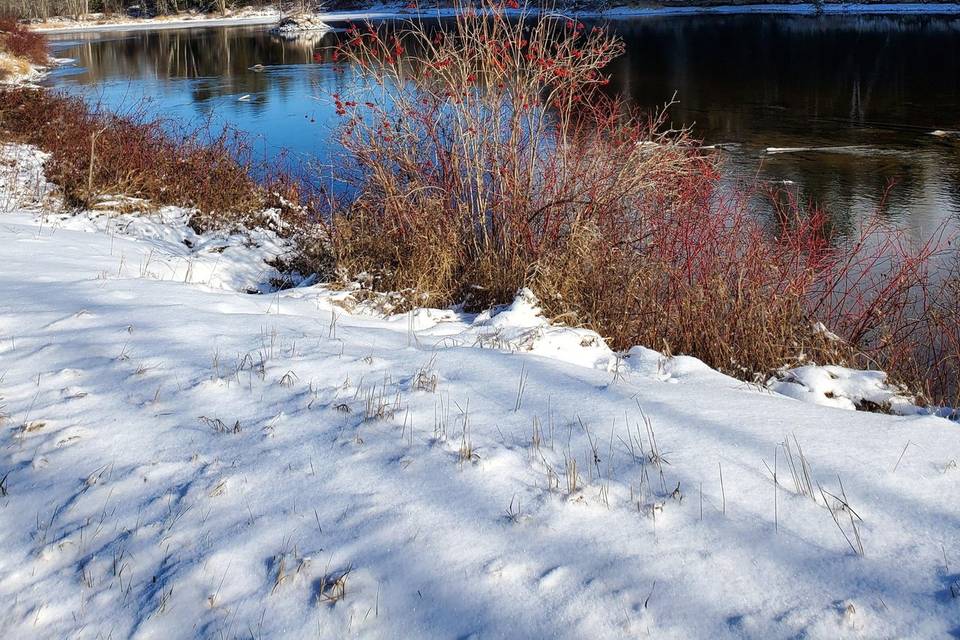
[0, 2, 956, 410]
[319, 1, 960, 408]
[0, 88, 276, 226]
[0, 16, 48, 78]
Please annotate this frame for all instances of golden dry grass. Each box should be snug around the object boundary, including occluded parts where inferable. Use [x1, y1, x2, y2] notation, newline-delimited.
[0, 50, 31, 80]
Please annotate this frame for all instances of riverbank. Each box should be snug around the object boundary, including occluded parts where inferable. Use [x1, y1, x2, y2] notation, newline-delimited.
[29, 1, 960, 35]
[30, 7, 281, 34]
[0, 140, 959, 639]
[4, 11, 960, 633]
[19, 3, 960, 409]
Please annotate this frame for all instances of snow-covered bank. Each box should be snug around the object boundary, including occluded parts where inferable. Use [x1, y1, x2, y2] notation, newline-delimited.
[588, 2, 960, 15]
[1, 144, 959, 639]
[0, 52, 43, 85]
[265, 2, 960, 24]
[309, 1, 960, 23]
[30, 2, 960, 35]
[0, 54, 68, 86]
[31, 9, 280, 35]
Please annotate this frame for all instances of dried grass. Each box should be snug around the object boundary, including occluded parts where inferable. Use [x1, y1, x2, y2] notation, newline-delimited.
[0, 50, 30, 79]
[318, 1, 959, 407]
[0, 87, 296, 231]
[0, 17, 47, 67]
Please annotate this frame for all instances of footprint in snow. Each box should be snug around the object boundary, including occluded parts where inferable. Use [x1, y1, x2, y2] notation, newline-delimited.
[538, 565, 573, 592]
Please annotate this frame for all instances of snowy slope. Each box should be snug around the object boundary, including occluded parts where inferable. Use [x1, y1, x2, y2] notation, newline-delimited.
[1, 145, 959, 639]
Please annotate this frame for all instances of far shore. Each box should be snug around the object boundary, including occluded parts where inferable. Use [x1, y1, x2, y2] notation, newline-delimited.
[32, 11, 281, 35]
[30, 2, 960, 35]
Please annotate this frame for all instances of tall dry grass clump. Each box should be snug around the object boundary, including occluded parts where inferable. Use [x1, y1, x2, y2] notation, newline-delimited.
[323, 1, 957, 405]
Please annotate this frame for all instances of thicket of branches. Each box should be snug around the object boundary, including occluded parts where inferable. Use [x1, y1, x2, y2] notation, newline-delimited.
[321, 1, 960, 407]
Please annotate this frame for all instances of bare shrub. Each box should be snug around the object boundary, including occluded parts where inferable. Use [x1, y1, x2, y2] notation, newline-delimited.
[322, 5, 824, 371]
[325, 3, 704, 308]
[320, 1, 958, 406]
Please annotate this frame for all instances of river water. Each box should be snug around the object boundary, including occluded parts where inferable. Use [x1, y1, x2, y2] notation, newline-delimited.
[45, 13, 960, 239]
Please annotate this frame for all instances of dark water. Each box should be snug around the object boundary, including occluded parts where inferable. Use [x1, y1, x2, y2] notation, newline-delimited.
[45, 14, 960, 238]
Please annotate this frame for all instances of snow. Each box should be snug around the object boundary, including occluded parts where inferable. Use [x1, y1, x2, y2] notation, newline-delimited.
[456, 288, 619, 370]
[588, 2, 960, 16]
[764, 145, 908, 156]
[314, 2, 960, 23]
[0, 53, 45, 86]
[0, 145, 58, 210]
[30, 2, 960, 35]
[1, 143, 960, 638]
[769, 365, 920, 414]
[270, 14, 333, 37]
[32, 9, 281, 34]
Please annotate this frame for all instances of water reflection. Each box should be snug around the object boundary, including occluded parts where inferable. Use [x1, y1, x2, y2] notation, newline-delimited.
[605, 14, 960, 239]
[46, 14, 960, 238]
[58, 27, 326, 95]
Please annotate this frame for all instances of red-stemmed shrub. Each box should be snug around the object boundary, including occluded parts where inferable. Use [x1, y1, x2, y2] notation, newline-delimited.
[321, 0, 958, 408]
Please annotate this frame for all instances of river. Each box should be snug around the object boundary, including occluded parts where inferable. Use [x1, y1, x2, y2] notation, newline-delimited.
[45, 13, 960, 239]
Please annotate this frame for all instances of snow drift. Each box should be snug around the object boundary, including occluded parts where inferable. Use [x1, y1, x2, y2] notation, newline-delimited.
[0, 144, 958, 638]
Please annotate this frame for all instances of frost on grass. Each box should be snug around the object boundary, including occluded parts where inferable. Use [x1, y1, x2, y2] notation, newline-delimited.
[0, 143, 959, 638]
